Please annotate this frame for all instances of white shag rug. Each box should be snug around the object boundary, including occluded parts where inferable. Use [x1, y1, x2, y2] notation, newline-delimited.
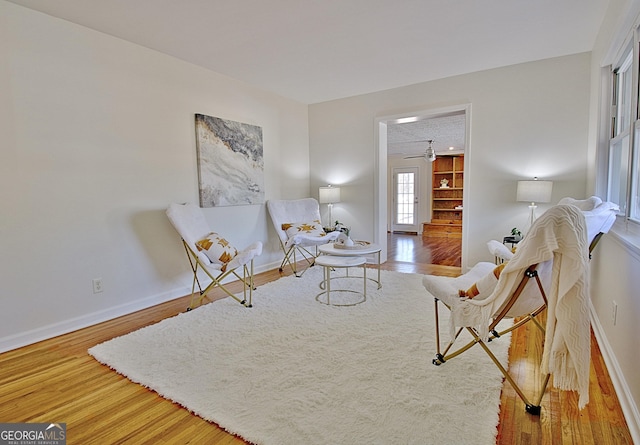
[89, 268, 511, 445]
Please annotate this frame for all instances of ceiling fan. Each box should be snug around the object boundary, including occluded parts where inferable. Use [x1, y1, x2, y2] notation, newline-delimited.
[404, 139, 436, 162]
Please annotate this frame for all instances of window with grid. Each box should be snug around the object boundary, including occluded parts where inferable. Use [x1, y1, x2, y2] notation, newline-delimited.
[607, 39, 640, 222]
[396, 172, 415, 225]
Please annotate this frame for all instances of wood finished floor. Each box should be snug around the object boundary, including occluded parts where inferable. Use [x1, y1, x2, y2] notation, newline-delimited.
[0, 233, 632, 444]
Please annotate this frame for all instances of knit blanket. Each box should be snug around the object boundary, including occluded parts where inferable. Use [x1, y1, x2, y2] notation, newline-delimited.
[450, 204, 591, 408]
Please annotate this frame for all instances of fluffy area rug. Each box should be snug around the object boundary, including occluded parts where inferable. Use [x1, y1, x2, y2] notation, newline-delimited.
[89, 268, 511, 445]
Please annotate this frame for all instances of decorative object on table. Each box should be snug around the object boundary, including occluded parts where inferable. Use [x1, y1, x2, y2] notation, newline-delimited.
[440, 178, 449, 188]
[88, 269, 511, 445]
[334, 220, 353, 246]
[516, 176, 553, 227]
[333, 239, 371, 249]
[503, 227, 522, 249]
[318, 184, 341, 228]
[195, 114, 264, 207]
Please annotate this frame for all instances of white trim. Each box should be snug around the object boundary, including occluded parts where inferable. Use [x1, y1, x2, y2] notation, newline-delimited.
[0, 261, 277, 353]
[590, 302, 640, 445]
[0, 288, 188, 353]
[374, 103, 471, 268]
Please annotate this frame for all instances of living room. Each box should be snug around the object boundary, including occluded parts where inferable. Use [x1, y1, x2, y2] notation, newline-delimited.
[1, 0, 639, 443]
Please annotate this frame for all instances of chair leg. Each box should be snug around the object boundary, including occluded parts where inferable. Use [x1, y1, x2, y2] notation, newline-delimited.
[279, 245, 317, 277]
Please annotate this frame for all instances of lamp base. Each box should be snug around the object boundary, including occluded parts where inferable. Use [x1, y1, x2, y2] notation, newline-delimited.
[528, 203, 537, 228]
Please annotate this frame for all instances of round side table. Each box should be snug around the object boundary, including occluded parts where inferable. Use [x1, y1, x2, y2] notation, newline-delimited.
[314, 255, 367, 306]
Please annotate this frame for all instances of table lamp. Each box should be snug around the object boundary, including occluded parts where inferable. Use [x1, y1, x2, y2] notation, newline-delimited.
[319, 185, 341, 228]
[517, 177, 553, 227]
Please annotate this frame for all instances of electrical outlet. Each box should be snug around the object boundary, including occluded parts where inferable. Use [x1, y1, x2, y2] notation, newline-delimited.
[93, 278, 103, 294]
[612, 301, 618, 325]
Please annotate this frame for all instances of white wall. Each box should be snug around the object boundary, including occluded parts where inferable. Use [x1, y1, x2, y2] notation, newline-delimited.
[309, 54, 591, 269]
[586, 0, 640, 441]
[0, 1, 310, 351]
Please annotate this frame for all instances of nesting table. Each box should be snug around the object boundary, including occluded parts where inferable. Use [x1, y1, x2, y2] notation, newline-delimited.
[314, 255, 367, 306]
[317, 242, 382, 289]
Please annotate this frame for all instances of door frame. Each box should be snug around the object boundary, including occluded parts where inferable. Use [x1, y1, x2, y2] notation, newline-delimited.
[374, 103, 471, 269]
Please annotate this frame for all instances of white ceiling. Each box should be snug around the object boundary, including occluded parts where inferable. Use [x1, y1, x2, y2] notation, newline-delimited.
[8, 0, 609, 106]
[387, 112, 466, 157]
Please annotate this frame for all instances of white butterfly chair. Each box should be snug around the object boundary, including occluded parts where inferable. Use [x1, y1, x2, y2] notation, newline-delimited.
[166, 203, 262, 310]
[423, 203, 611, 414]
[267, 198, 340, 277]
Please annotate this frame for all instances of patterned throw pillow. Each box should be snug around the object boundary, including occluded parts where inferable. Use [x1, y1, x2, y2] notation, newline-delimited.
[195, 232, 238, 272]
[458, 263, 506, 299]
[282, 220, 326, 238]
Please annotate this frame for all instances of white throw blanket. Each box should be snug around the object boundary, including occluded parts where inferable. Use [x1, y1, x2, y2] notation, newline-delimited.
[450, 204, 591, 408]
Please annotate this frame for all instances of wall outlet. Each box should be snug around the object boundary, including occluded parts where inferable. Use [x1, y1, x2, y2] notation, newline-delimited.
[611, 301, 618, 325]
[92, 278, 103, 294]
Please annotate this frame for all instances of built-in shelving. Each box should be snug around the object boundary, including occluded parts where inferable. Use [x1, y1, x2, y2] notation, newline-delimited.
[423, 154, 464, 238]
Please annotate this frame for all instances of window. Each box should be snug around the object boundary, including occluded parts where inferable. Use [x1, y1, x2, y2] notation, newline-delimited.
[607, 42, 640, 221]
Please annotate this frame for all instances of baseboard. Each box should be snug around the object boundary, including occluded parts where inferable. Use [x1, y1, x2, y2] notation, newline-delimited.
[590, 302, 640, 444]
[0, 287, 190, 354]
[0, 261, 279, 354]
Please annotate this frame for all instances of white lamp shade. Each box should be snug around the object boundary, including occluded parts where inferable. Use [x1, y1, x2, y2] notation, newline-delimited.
[516, 180, 553, 203]
[319, 186, 341, 204]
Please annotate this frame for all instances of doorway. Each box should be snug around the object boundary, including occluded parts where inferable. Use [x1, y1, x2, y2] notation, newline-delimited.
[375, 104, 470, 268]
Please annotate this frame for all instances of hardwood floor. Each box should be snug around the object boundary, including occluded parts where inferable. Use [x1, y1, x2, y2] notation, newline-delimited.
[0, 234, 632, 444]
[389, 232, 461, 267]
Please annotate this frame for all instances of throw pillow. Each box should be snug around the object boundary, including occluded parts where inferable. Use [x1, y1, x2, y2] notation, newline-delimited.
[458, 263, 506, 299]
[195, 232, 238, 272]
[282, 220, 326, 238]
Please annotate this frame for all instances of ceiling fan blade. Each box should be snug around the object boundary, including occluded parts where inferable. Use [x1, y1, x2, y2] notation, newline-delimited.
[403, 154, 426, 159]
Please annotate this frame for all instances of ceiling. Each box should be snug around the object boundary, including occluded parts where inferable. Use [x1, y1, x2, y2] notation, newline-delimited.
[8, 0, 609, 106]
[387, 112, 466, 158]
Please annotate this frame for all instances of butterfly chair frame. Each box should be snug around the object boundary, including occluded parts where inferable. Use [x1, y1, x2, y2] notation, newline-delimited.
[167, 203, 261, 311]
[277, 240, 319, 277]
[180, 239, 256, 310]
[432, 263, 549, 414]
[431, 232, 605, 415]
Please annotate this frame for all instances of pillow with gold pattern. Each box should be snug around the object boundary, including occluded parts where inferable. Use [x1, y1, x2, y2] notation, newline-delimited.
[282, 220, 326, 238]
[195, 232, 238, 272]
[458, 263, 506, 300]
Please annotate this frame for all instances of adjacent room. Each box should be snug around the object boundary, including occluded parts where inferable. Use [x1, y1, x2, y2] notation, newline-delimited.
[1, 0, 639, 444]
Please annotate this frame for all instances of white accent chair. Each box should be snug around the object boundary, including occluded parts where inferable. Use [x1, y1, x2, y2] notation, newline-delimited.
[166, 203, 262, 310]
[266, 198, 340, 277]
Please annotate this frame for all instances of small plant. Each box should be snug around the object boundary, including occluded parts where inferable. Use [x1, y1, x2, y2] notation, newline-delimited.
[334, 220, 350, 236]
[511, 227, 522, 238]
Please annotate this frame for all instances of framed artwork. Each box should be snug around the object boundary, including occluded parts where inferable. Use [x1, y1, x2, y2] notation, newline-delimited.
[195, 114, 264, 207]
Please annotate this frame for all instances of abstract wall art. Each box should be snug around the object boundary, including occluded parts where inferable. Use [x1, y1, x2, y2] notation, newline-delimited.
[195, 114, 264, 207]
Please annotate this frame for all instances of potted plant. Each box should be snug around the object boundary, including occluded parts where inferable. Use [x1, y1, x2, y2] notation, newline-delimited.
[511, 227, 522, 241]
[334, 220, 354, 246]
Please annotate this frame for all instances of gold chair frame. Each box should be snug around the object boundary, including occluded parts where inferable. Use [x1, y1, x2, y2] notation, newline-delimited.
[276, 241, 319, 277]
[181, 239, 256, 310]
[431, 232, 605, 415]
[432, 264, 549, 414]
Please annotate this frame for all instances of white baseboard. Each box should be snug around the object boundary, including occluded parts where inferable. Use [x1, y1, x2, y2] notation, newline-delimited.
[0, 287, 190, 354]
[590, 302, 640, 444]
[0, 261, 281, 354]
